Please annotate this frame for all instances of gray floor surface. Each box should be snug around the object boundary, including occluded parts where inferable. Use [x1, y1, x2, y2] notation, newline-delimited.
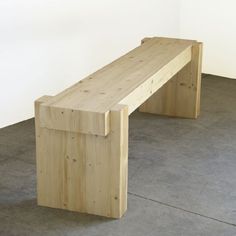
[0, 74, 236, 236]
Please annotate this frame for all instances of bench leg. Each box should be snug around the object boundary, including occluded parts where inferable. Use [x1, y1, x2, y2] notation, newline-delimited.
[139, 42, 203, 118]
[35, 99, 128, 218]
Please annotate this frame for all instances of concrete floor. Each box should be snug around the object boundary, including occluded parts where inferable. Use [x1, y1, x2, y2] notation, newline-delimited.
[1, 74, 236, 235]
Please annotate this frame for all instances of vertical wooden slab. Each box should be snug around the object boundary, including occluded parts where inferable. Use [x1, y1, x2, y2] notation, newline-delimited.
[110, 104, 128, 217]
[194, 43, 203, 116]
[35, 96, 62, 207]
[35, 99, 128, 218]
[83, 104, 128, 218]
[139, 42, 203, 118]
[36, 96, 87, 211]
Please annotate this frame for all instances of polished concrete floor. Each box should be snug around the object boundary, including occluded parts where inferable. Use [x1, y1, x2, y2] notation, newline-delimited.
[0, 74, 236, 235]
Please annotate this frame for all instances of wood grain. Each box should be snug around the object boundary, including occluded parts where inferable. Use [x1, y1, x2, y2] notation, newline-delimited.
[139, 42, 203, 118]
[36, 98, 128, 218]
[40, 37, 197, 135]
[35, 37, 202, 218]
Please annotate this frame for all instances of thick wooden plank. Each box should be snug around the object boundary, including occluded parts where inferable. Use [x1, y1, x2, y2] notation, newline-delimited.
[139, 42, 203, 118]
[36, 98, 128, 218]
[39, 104, 110, 136]
[40, 37, 197, 134]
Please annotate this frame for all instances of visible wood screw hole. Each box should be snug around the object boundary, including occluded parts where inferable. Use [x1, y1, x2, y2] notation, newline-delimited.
[84, 90, 89, 93]
[114, 196, 118, 200]
[66, 155, 69, 159]
[73, 159, 77, 162]
[180, 83, 185, 86]
[79, 81, 83, 83]
[100, 92, 106, 95]
[89, 77, 93, 80]
[71, 110, 74, 112]
[64, 203, 67, 207]
[89, 163, 92, 167]
[71, 136, 75, 139]
[61, 111, 64, 114]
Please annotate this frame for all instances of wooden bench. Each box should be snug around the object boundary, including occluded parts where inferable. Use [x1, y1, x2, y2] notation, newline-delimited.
[35, 37, 202, 218]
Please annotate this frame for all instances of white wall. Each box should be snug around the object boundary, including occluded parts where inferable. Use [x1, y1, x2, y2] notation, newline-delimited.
[2, 1, 236, 128]
[180, 0, 236, 79]
[0, 0, 180, 128]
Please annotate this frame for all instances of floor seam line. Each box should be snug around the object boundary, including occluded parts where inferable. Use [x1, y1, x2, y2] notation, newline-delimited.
[128, 191, 236, 228]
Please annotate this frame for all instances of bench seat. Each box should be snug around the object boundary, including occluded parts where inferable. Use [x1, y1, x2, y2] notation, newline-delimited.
[35, 37, 202, 218]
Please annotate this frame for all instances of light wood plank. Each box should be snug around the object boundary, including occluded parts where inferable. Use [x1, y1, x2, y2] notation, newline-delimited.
[40, 37, 197, 134]
[44, 38, 195, 114]
[40, 105, 110, 136]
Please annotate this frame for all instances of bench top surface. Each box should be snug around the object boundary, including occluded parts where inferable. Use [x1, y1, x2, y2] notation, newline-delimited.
[44, 37, 196, 114]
